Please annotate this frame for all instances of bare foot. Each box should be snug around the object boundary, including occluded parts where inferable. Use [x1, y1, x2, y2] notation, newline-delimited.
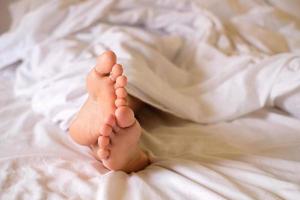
[69, 50, 149, 172]
[69, 51, 122, 145]
[96, 71, 149, 173]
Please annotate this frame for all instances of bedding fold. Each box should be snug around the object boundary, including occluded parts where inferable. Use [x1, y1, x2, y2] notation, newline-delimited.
[1, 0, 300, 199]
[0, 0, 299, 128]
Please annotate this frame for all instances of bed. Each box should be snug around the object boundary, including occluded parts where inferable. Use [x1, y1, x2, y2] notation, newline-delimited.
[1, 0, 300, 199]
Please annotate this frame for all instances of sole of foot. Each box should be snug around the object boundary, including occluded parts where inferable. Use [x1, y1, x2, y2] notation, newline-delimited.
[70, 50, 149, 173]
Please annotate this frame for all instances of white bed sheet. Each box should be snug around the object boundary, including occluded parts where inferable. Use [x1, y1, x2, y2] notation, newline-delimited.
[1, 0, 300, 199]
[1, 66, 300, 199]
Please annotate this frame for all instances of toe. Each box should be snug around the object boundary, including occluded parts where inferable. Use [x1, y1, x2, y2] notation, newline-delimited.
[113, 125, 121, 133]
[100, 124, 113, 137]
[105, 114, 116, 128]
[116, 88, 127, 98]
[110, 64, 123, 81]
[115, 98, 127, 107]
[115, 106, 135, 128]
[115, 75, 127, 89]
[97, 149, 110, 159]
[98, 136, 110, 148]
[95, 51, 116, 75]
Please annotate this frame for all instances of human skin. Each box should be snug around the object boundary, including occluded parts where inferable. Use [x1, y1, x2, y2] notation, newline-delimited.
[69, 51, 149, 173]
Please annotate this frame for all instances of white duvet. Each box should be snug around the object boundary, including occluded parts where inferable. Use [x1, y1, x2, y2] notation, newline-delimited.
[0, 0, 300, 199]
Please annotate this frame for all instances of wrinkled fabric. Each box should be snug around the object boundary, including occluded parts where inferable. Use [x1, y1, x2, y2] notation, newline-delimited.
[0, 0, 299, 129]
[1, 0, 300, 199]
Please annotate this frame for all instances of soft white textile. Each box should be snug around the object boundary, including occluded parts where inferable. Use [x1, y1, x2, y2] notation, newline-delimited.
[1, 0, 300, 128]
[1, 0, 300, 199]
[1, 69, 300, 199]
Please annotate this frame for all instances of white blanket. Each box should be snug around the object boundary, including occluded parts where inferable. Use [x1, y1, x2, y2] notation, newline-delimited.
[1, 0, 300, 199]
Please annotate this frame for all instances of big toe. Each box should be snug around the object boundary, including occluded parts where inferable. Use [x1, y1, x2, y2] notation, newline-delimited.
[95, 50, 116, 75]
[115, 106, 135, 128]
